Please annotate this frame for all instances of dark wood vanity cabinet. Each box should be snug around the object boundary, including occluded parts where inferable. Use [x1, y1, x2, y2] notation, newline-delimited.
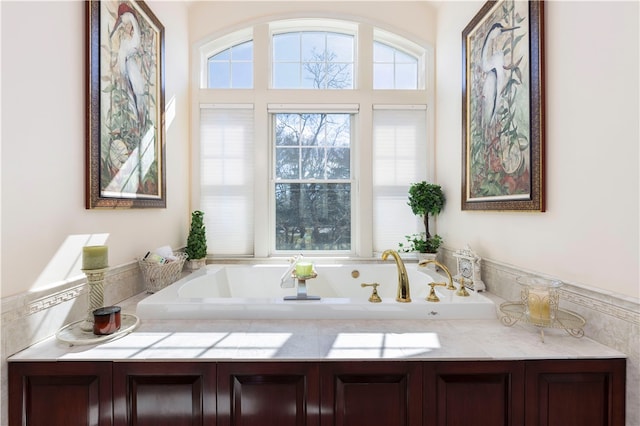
[524, 359, 626, 426]
[9, 358, 625, 426]
[217, 362, 320, 426]
[424, 360, 525, 426]
[9, 361, 113, 426]
[320, 361, 423, 426]
[112, 362, 217, 426]
[215, 361, 423, 426]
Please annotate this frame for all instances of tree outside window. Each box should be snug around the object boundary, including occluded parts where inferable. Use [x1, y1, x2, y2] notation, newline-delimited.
[273, 31, 354, 89]
[274, 113, 351, 251]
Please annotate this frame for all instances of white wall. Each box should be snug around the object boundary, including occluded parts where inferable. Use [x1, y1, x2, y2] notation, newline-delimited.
[436, 1, 639, 298]
[1, 0, 637, 300]
[188, 1, 437, 46]
[0, 1, 191, 297]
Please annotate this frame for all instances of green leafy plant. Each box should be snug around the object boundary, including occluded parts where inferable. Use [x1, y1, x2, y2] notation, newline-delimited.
[399, 233, 442, 254]
[402, 181, 445, 253]
[398, 232, 442, 253]
[185, 210, 207, 260]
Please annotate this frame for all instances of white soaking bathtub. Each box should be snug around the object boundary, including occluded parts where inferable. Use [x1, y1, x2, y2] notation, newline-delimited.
[136, 263, 496, 320]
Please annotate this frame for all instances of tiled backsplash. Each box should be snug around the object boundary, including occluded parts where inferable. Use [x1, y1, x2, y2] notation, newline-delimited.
[1, 254, 638, 425]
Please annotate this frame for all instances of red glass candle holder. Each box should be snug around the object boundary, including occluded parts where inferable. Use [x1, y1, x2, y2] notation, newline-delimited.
[92, 306, 121, 335]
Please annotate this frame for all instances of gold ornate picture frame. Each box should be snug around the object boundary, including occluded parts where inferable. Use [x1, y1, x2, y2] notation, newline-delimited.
[462, 0, 545, 211]
[86, 0, 166, 209]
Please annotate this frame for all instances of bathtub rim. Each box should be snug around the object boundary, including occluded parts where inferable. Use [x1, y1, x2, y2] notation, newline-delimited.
[135, 262, 497, 321]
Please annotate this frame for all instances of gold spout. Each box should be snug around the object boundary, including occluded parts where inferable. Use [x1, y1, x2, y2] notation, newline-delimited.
[382, 249, 411, 302]
[418, 259, 457, 291]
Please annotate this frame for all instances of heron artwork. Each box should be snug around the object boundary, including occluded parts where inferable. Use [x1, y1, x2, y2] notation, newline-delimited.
[466, 0, 531, 200]
[110, 3, 147, 129]
[101, 1, 160, 197]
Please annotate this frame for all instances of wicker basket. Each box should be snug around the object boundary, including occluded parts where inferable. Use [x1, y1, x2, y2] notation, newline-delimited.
[138, 252, 187, 293]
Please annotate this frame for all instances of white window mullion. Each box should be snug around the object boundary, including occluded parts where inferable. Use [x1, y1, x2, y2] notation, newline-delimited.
[268, 104, 359, 113]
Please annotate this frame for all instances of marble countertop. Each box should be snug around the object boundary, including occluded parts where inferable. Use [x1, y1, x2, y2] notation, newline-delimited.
[9, 292, 625, 362]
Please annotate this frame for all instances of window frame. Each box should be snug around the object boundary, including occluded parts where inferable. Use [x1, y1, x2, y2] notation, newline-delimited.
[193, 19, 434, 259]
[269, 107, 358, 255]
[373, 28, 426, 90]
[207, 40, 254, 89]
[270, 20, 358, 90]
[272, 31, 356, 90]
[373, 41, 419, 90]
[198, 28, 254, 89]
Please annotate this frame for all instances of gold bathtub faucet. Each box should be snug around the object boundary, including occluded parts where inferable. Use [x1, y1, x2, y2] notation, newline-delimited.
[382, 249, 411, 302]
[418, 259, 469, 297]
[418, 259, 457, 290]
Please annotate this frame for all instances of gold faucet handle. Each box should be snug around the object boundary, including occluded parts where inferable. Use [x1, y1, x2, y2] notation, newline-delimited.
[427, 282, 447, 302]
[361, 283, 382, 303]
[456, 277, 470, 297]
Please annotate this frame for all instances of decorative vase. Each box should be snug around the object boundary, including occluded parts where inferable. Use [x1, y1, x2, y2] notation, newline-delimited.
[187, 258, 207, 271]
[417, 252, 437, 265]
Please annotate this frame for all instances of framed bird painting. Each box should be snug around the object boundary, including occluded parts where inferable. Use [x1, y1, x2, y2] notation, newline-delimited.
[461, 0, 545, 211]
[86, 0, 165, 208]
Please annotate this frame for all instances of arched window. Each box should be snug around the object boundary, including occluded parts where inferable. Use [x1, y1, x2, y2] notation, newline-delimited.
[207, 40, 253, 88]
[373, 41, 419, 89]
[373, 28, 425, 90]
[272, 31, 354, 89]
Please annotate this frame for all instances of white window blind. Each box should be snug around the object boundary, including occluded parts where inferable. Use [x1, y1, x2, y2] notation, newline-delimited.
[372, 107, 427, 253]
[199, 106, 255, 255]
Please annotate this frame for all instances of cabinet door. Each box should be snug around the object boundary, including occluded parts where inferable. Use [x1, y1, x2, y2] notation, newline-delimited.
[525, 359, 626, 426]
[217, 362, 320, 426]
[113, 362, 216, 426]
[320, 361, 423, 426]
[424, 360, 525, 426]
[9, 361, 112, 426]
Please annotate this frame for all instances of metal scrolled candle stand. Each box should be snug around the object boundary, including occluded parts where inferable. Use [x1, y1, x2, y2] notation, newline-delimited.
[80, 268, 108, 332]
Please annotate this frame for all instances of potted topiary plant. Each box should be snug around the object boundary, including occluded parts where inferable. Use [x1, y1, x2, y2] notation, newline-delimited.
[185, 210, 207, 270]
[400, 181, 445, 261]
